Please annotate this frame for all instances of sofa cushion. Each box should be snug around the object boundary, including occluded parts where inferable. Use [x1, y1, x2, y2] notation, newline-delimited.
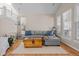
[48, 36, 53, 39]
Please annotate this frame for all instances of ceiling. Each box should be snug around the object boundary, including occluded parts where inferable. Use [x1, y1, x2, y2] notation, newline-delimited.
[12, 3, 60, 16]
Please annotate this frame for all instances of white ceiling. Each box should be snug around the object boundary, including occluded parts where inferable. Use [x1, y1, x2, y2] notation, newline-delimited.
[12, 3, 60, 16]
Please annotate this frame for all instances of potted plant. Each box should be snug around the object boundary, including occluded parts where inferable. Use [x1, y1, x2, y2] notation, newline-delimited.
[8, 35, 14, 46]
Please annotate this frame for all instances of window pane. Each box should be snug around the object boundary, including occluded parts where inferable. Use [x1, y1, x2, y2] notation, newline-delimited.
[76, 22, 79, 39]
[0, 3, 4, 8]
[57, 15, 61, 34]
[6, 9, 11, 17]
[20, 17, 26, 31]
[21, 17, 26, 25]
[12, 13, 17, 22]
[0, 8, 3, 15]
[62, 9, 72, 39]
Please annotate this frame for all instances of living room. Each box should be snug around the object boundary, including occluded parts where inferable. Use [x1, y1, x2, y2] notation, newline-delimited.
[0, 3, 79, 56]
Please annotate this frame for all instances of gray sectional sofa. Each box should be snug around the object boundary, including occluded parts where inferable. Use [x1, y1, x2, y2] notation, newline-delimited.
[24, 30, 61, 46]
[44, 36, 61, 46]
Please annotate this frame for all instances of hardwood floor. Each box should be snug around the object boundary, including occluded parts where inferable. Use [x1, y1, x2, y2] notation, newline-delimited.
[61, 43, 79, 56]
[5, 39, 79, 56]
[6, 40, 21, 56]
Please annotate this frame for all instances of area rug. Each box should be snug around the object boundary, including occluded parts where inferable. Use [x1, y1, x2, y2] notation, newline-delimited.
[12, 42, 69, 55]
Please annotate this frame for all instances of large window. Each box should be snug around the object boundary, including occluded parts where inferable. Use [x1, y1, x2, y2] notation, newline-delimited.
[0, 3, 18, 20]
[57, 15, 61, 34]
[62, 9, 72, 39]
[75, 5, 79, 40]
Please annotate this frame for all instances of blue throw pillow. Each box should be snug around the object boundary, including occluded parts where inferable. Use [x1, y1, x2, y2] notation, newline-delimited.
[25, 31, 32, 36]
[45, 31, 53, 36]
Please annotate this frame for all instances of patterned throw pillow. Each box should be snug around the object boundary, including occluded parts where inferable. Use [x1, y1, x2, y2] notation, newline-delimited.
[34, 31, 41, 35]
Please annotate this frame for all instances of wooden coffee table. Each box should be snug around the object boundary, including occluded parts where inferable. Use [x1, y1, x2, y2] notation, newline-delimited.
[23, 37, 43, 48]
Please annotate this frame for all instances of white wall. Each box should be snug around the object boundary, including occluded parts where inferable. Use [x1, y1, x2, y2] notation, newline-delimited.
[0, 16, 17, 36]
[25, 15, 54, 31]
[55, 3, 79, 51]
